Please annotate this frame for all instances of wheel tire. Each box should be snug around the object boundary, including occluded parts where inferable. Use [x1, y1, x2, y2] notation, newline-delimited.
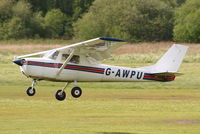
[71, 87, 82, 98]
[55, 90, 66, 101]
[26, 87, 36, 96]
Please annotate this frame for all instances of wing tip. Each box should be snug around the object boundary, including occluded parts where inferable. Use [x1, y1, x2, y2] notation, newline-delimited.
[99, 37, 126, 42]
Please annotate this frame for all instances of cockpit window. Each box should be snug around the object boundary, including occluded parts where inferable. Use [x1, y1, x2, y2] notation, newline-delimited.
[50, 51, 59, 59]
[62, 54, 80, 64]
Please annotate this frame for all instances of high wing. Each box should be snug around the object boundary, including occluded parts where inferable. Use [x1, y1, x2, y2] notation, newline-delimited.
[17, 37, 126, 61]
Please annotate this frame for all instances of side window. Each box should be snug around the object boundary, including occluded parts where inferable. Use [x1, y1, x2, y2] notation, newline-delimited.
[62, 54, 69, 62]
[62, 54, 80, 64]
[70, 55, 80, 64]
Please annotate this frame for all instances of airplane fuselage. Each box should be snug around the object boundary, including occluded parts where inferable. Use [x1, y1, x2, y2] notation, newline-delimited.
[20, 58, 174, 82]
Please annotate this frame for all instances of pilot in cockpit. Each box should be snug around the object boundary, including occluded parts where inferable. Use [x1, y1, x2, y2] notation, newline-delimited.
[62, 54, 80, 64]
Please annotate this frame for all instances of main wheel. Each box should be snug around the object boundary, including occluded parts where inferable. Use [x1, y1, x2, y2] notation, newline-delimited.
[71, 87, 82, 98]
[26, 87, 36, 96]
[55, 90, 66, 101]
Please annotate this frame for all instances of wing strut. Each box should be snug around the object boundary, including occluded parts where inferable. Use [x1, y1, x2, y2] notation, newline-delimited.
[56, 49, 75, 76]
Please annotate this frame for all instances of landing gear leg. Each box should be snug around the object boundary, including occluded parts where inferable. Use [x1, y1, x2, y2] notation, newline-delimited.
[55, 82, 69, 101]
[26, 79, 37, 96]
[71, 80, 82, 98]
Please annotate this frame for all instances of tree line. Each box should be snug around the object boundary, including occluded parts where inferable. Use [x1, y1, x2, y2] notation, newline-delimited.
[0, 0, 94, 40]
[0, 0, 199, 43]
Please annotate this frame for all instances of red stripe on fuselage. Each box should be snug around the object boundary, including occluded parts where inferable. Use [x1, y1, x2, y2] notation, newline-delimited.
[27, 61, 57, 67]
[26, 61, 104, 73]
[65, 65, 104, 73]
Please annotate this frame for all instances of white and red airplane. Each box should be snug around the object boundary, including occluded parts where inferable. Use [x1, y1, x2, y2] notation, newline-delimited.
[13, 37, 188, 101]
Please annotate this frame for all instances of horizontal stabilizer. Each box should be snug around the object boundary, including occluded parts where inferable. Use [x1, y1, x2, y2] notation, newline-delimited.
[143, 72, 178, 82]
[152, 72, 183, 76]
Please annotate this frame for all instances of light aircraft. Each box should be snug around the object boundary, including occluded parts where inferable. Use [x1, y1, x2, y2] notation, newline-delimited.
[13, 37, 188, 101]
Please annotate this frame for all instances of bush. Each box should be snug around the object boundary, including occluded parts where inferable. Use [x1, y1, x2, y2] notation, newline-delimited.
[74, 0, 175, 42]
[44, 9, 70, 38]
[0, 0, 32, 39]
[173, 0, 200, 43]
[6, 17, 31, 39]
[12, 0, 32, 21]
[0, 0, 15, 23]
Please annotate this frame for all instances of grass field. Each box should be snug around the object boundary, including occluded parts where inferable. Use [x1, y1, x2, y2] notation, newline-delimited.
[0, 43, 200, 134]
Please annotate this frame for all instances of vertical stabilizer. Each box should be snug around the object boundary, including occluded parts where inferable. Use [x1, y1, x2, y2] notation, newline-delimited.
[154, 44, 188, 72]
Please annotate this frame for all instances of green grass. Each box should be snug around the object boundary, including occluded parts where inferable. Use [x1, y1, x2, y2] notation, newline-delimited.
[1, 62, 200, 134]
[1, 43, 200, 134]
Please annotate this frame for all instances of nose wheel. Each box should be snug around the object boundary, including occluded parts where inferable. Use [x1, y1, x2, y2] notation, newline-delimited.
[26, 79, 37, 96]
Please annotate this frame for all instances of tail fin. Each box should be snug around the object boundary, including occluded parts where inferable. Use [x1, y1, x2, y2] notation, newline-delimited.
[142, 44, 188, 82]
[153, 44, 188, 73]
